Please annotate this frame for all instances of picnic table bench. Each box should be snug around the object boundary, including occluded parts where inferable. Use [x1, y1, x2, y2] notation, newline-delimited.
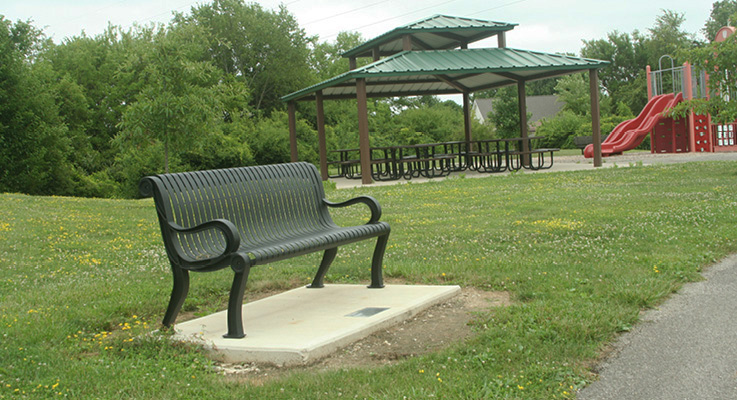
[139, 162, 391, 339]
[328, 149, 360, 179]
[467, 139, 507, 173]
[509, 148, 560, 170]
[395, 143, 455, 179]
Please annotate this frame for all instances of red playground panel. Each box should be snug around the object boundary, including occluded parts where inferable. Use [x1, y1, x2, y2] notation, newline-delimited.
[693, 115, 712, 152]
[652, 117, 689, 153]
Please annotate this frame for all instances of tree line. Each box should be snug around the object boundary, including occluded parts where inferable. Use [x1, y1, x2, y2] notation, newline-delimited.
[1, 0, 733, 198]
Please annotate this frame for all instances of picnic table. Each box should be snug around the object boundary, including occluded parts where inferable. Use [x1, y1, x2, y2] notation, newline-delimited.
[328, 137, 558, 181]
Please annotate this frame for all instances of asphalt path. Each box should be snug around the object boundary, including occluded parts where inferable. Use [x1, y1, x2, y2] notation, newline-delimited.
[577, 254, 737, 399]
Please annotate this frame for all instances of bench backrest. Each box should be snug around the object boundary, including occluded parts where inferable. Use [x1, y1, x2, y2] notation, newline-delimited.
[140, 162, 334, 254]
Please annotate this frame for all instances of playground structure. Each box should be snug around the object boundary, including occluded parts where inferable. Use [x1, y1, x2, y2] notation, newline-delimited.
[584, 27, 737, 158]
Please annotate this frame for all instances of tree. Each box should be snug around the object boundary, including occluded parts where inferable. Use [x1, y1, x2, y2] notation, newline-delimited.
[250, 110, 318, 165]
[582, 30, 649, 112]
[117, 23, 221, 173]
[0, 18, 77, 195]
[582, 9, 695, 114]
[535, 74, 593, 148]
[555, 73, 590, 116]
[175, 0, 313, 114]
[310, 31, 365, 81]
[671, 34, 737, 123]
[390, 99, 464, 143]
[535, 111, 589, 148]
[48, 25, 149, 172]
[704, 1, 737, 41]
[526, 77, 561, 96]
[646, 10, 695, 64]
[487, 86, 530, 139]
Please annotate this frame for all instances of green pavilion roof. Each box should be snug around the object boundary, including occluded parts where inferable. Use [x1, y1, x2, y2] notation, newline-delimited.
[282, 48, 609, 102]
[341, 14, 517, 59]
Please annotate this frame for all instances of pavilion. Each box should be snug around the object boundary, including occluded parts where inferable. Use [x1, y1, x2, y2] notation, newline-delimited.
[282, 15, 609, 184]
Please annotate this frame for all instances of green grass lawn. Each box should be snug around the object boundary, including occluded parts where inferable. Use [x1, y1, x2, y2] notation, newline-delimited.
[2, 161, 736, 399]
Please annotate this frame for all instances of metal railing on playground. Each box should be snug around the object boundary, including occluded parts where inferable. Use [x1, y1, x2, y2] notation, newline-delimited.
[649, 55, 708, 99]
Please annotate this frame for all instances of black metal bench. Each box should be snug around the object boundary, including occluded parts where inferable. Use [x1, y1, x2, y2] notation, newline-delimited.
[139, 162, 391, 339]
[573, 136, 593, 154]
[574, 134, 608, 154]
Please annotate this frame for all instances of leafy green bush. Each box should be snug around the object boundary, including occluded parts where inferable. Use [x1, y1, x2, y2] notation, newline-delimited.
[110, 142, 172, 199]
[180, 130, 255, 171]
[536, 111, 589, 148]
[251, 111, 319, 165]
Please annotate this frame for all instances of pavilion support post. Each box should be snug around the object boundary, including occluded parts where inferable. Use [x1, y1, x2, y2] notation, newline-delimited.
[372, 48, 380, 62]
[349, 57, 357, 70]
[463, 92, 473, 152]
[316, 91, 328, 181]
[498, 32, 506, 48]
[288, 101, 298, 162]
[517, 80, 530, 167]
[403, 34, 412, 51]
[589, 69, 603, 167]
[683, 62, 697, 153]
[356, 78, 372, 185]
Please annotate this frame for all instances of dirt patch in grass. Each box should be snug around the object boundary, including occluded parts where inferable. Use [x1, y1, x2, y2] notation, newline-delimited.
[213, 287, 510, 383]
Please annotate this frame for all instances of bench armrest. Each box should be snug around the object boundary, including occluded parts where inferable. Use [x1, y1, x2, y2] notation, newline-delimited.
[324, 196, 382, 224]
[166, 218, 242, 258]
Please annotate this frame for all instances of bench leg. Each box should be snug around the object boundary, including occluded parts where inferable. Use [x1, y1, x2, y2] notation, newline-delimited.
[529, 152, 543, 170]
[509, 154, 522, 171]
[162, 266, 189, 328]
[369, 233, 389, 289]
[308, 247, 338, 288]
[223, 267, 251, 339]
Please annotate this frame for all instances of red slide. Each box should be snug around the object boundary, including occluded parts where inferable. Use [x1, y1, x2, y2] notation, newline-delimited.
[584, 93, 683, 158]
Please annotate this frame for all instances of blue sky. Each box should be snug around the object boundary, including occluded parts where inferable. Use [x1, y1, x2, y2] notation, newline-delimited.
[2, 0, 714, 54]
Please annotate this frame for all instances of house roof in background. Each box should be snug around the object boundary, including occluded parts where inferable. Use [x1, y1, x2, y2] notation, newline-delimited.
[473, 98, 495, 120]
[341, 14, 517, 59]
[474, 95, 564, 124]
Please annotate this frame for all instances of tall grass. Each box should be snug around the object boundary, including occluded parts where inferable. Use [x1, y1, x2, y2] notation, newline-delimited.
[1, 161, 736, 398]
